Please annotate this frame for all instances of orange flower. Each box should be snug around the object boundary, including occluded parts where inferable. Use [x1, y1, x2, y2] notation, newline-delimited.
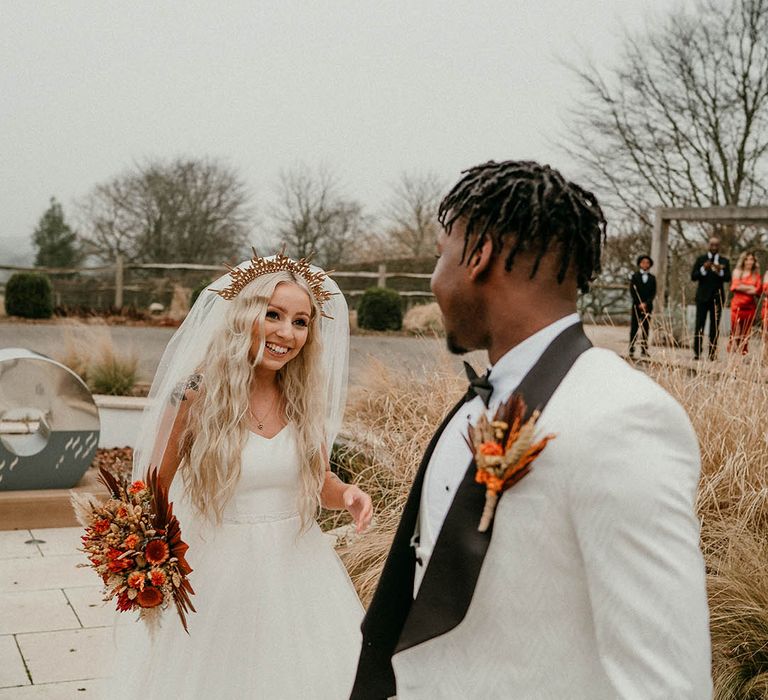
[127, 571, 145, 590]
[92, 519, 110, 534]
[136, 586, 164, 608]
[475, 470, 504, 493]
[128, 480, 147, 495]
[116, 506, 129, 519]
[479, 441, 504, 457]
[149, 569, 166, 587]
[123, 534, 140, 550]
[145, 539, 170, 565]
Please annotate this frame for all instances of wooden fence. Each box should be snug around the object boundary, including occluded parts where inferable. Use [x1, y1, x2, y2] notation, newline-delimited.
[0, 258, 435, 311]
[0, 258, 633, 317]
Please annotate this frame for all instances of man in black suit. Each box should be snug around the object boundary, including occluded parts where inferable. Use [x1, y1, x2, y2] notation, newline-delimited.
[691, 236, 731, 360]
[629, 254, 656, 358]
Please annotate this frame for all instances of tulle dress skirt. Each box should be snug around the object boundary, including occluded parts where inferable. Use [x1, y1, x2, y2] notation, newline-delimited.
[105, 426, 364, 699]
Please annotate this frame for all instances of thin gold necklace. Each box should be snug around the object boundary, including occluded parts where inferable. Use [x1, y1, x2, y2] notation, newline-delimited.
[249, 392, 279, 431]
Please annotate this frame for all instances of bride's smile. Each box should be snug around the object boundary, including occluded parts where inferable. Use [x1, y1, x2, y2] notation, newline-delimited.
[250, 281, 312, 371]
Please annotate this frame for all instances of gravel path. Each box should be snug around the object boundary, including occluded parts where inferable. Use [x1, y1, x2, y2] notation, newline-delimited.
[0, 319, 663, 387]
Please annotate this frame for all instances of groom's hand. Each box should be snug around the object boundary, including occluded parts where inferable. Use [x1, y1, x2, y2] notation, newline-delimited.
[343, 485, 373, 533]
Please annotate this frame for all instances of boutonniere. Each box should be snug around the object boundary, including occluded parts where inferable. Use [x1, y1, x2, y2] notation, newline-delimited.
[465, 394, 555, 532]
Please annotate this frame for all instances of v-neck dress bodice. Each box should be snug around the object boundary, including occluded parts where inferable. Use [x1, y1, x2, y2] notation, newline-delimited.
[107, 423, 363, 699]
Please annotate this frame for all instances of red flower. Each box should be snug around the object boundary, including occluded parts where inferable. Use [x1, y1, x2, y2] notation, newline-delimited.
[107, 558, 132, 573]
[144, 539, 170, 566]
[128, 480, 147, 495]
[106, 549, 133, 573]
[116, 506, 129, 519]
[92, 519, 110, 534]
[116, 591, 134, 612]
[136, 586, 164, 608]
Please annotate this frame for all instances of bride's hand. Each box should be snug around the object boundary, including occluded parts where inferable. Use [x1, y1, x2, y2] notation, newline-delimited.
[343, 485, 373, 533]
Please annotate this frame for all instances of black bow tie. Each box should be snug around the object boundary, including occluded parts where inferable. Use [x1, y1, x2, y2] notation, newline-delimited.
[463, 361, 493, 407]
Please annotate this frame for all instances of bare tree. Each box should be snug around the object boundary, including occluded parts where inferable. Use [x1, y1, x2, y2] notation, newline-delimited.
[382, 172, 444, 258]
[79, 158, 252, 263]
[564, 0, 768, 251]
[271, 165, 370, 267]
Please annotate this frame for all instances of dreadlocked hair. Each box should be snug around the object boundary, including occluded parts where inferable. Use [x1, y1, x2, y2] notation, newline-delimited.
[437, 160, 607, 293]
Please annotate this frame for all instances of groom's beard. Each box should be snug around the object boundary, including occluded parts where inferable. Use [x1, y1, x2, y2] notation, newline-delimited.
[446, 332, 469, 355]
[446, 328, 491, 356]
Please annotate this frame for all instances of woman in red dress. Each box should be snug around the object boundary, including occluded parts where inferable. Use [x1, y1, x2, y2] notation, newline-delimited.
[728, 251, 761, 355]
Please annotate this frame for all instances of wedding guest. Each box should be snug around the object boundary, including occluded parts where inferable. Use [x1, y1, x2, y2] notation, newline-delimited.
[108, 253, 372, 699]
[691, 236, 731, 360]
[628, 254, 656, 358]
[727, 251, 761, 356]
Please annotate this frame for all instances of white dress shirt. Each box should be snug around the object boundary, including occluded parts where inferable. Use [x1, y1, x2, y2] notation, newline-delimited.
[700, 251, 724, 277]
[413, 313, 580, 593]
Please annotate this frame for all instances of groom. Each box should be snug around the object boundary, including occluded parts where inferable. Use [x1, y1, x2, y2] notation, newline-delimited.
[351, 161, 712, 699]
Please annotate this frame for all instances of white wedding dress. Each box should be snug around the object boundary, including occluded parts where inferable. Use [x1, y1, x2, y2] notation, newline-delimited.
[106, 424, 364, 699]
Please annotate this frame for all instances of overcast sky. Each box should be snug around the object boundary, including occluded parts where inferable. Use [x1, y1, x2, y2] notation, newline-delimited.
[0, 0, 681, 263]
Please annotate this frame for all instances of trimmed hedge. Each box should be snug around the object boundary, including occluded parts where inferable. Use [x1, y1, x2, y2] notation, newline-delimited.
[357, 287, 403, 331]
[5, 272, 54, 319]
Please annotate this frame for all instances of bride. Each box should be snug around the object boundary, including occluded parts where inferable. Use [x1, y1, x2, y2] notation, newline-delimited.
[107, 252, 371, 699]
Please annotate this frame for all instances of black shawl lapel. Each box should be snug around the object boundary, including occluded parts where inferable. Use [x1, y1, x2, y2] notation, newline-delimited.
[395, 322, 592, 653]
[350, 397, 467, 700]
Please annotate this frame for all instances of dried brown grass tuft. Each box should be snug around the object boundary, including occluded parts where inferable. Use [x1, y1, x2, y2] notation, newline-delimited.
[339, 332, 768, 695]
[334, 356, 464, 606]
[402, 302, 444, 335]
[647, 343, 768, 698]
[56, 322, 138, 395]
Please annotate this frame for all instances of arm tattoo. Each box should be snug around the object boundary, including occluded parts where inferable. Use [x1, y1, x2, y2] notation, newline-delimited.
[170, 373, 202, 406]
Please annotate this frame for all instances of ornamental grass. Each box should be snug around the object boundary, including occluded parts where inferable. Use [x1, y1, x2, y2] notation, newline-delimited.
[647, 343, 768, 699]
[337, 332, 768, 699]
[57, 322, 138, 395]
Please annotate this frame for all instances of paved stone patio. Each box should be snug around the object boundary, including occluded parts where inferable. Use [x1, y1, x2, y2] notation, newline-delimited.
[0, 527, 112, 698]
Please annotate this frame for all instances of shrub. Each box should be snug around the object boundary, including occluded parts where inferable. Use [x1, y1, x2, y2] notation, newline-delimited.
[190, 279, 213, 307]
[5, 272, 54, 319]
[357, 287, 403, 331]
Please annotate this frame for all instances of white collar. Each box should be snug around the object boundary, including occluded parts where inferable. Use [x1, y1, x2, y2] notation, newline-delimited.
[487, 313, 581, 406]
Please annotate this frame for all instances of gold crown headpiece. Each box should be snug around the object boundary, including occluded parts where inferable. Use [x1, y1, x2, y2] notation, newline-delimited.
[212, 248, 335, 318]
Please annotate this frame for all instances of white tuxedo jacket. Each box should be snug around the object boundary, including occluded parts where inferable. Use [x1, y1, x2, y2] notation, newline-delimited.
[388, 348, 711, 699]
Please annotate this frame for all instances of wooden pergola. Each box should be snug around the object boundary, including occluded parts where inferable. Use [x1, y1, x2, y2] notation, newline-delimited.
[650, 206, 768, 309]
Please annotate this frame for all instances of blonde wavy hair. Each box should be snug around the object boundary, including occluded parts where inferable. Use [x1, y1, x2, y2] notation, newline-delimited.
[179, 271, 326, 528]
[734, 251, 760, 277]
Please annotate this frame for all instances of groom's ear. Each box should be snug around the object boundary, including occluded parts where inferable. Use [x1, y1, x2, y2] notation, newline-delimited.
[467, 237, 494, 282]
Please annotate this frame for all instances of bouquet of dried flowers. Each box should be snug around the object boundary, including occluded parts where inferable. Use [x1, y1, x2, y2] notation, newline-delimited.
[466, 394, 555, 532]
[73, 466, 195, 633]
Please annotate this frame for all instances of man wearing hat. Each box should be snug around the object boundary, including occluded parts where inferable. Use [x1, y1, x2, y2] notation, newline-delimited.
[629, 254, 656, 358]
